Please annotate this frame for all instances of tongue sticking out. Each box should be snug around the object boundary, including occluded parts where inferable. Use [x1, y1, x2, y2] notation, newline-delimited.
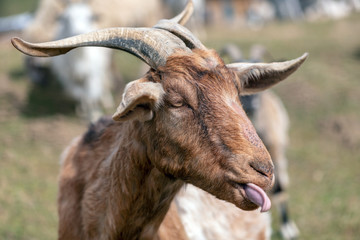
[243, 183, 271, 212]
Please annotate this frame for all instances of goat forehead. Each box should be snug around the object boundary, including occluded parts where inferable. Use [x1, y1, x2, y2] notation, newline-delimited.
[161, 49, 228, 79]
[162, 61, 237, 94]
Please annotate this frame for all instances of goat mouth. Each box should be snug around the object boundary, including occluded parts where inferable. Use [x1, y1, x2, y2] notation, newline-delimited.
[237, 183, 271, 212]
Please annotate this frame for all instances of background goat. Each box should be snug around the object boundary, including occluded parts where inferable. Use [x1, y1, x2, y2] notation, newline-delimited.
[50, 2, 114, 121]
[26, 2, 115, 121]
[11, 1, 307, 239]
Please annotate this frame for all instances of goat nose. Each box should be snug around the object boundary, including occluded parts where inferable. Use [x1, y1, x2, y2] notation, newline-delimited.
[250, 161, 274, 179]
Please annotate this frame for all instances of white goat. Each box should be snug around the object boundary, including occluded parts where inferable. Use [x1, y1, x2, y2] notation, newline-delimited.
[51, 2, 114, 121]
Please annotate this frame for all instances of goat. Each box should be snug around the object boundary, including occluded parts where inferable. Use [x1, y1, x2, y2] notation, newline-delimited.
[24, 2, 115, 121]
[49, 2, 114, 121]
[11, 1, 307, 239]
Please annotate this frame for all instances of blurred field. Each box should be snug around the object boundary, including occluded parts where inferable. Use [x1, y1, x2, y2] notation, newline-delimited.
[1, 2, 360, 239]
[0, 0, 38, 16]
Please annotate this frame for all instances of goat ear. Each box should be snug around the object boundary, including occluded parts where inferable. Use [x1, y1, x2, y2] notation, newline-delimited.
[112, 79, 165, 122]
[227, 53, 308, 95]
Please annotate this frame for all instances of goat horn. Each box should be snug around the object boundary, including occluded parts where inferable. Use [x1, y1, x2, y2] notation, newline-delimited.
[154, 0, 206, 50]
[169, 0, 194, 25]
[11, 27, 191, 69]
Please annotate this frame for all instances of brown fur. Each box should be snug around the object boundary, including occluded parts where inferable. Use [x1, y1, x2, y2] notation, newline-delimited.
[58, 49, 274, 239]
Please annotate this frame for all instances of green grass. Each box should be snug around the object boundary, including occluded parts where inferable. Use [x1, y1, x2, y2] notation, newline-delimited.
[1, 3, 360, 239]
[0, 31, 85, 240]
[0, 116, 58, 239]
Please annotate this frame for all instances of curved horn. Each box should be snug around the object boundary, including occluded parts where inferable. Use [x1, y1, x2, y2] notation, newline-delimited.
[169, 0, 194, 25]
[154, 0, 206, 50]
[11, 27, 191, 69]
[227, 53, 308, 94]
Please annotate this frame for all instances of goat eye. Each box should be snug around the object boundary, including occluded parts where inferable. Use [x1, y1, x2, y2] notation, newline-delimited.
[171, 99, 185, 108]
[168, 95, 187, 108]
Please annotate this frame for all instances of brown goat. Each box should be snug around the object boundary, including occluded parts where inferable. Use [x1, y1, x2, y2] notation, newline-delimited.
[11, 1, 307, 239]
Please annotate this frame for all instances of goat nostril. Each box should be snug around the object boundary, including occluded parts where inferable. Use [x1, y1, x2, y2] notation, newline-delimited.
[250, 162, 273, 179]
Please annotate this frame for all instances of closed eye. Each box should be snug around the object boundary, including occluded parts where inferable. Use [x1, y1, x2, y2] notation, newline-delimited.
[171, 99, 195, 111]
[166, 90, 195, 110]
[168, 94, 187, 108]
[171, 99, 185, 108]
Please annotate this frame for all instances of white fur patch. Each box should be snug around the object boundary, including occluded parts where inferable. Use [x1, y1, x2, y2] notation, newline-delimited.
[175, 184, 271, 240]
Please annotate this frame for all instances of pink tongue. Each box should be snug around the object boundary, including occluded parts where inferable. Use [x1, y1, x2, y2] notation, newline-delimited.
[244, 183, 271, 212]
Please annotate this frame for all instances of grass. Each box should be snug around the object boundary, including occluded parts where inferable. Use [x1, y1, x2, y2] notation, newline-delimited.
[0, 31, 85, 239]
[0, 3, 359, 239]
